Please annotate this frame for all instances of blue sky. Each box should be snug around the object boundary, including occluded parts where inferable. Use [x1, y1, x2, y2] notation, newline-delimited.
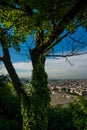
[0, 26, 87, 79]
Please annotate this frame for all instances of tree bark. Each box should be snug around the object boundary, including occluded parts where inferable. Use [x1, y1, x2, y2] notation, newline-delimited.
[30, 48, 46, 69]
[1, 43, 30, 102]
[3, 49, 23, 98]
[28, 49, 50, 130]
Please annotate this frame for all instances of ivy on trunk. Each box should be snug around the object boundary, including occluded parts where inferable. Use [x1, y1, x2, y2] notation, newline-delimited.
[22, 52, 51, 130]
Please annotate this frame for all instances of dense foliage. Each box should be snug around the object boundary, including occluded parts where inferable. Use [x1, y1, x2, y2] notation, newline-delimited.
[0, 75, 21, 130]
[48, 105, 76, 130]
[0, 0, 87, 52]
[48, 96, 87, 130]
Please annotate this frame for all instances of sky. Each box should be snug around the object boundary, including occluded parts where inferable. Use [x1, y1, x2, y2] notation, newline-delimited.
[0, 27, 87, 79]
[0, 53, 87, 80]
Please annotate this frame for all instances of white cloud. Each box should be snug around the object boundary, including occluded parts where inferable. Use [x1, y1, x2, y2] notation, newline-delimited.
[0, 63, 7, 75]
[13, 62, 32, 78]
[0, 54, 87, 79]
[45, 54, 87, 79]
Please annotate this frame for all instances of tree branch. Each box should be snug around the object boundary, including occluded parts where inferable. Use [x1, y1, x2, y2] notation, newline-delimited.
[37, 0, 87, 54]
[44, 32, 69, 53]
[46, 51, 87, 66]
[46, 52, 87, 57]
[68, 35, 87, 45]
[65, 57, 73, 66]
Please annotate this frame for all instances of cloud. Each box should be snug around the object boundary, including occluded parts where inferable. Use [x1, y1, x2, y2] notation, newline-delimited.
[0, 54, 87, 79]
[45, 54, 87, 79]
[13, 62, 32, 78]
[0, 63, 7, 75]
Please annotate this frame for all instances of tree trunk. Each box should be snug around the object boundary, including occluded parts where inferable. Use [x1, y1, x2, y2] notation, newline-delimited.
[1, 44, 30, 130]
[25, 49, 51, 130]
[30, 48, 46, 69]
[3, 48, 27, 99]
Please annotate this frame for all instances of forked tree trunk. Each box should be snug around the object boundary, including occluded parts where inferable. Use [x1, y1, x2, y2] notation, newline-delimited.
[24, 49, 51, 130]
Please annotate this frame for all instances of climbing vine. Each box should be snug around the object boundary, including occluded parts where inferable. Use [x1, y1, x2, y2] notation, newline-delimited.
[28, 63, 51, 130]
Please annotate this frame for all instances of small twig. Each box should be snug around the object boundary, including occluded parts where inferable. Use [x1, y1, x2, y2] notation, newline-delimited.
[65, 57, 73, 66]
[68, 35, 87, 45]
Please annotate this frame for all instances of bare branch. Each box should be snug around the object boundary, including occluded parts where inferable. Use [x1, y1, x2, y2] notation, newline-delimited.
[68, 35, 87, 45]
[44, 32, 69, 53]
[45, 51, 87, 66]
[46, 52, 87, 57]
[65, 57, 73, 66]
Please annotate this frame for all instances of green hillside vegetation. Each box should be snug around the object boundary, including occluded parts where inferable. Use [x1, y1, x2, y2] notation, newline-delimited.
[0, 75, 87, 130]
[0, 75, 22, 130]
[48, 96, 87, 130]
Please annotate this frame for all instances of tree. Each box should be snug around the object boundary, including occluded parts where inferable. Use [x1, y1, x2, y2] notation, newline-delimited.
[0, 0, 87, 129]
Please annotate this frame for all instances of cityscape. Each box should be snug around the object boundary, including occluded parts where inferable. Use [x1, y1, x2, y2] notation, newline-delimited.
[24, 79, 87, 106]
[48, 79, 87, 106]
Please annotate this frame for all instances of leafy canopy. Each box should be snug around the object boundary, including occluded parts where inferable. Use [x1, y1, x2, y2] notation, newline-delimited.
[0, 0, 87, 53]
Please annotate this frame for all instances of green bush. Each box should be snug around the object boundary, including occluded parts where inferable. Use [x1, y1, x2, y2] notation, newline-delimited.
[48, 105, 77, 130]
[68, 96, 87, 130]
[48, 96, 87, 130]
[0, 75, 22, 130]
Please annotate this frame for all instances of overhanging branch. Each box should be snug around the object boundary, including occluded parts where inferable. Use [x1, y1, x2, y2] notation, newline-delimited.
[46, 52, 87, 57]
[46, 51, 87, 66]
[37, 0, 87, 54]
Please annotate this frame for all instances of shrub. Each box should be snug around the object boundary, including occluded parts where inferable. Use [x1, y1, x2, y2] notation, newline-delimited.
[0, 75, 22, 130]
